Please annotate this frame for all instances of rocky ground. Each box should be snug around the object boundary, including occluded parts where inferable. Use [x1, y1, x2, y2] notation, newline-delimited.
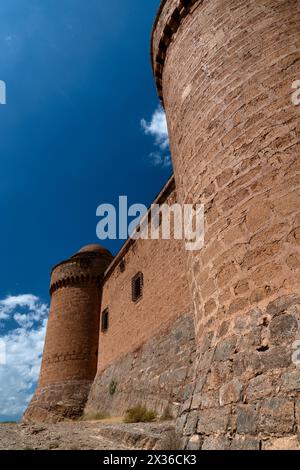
[0, 420, 176, 450]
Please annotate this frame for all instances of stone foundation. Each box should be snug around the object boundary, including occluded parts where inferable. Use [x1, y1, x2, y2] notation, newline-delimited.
[178, 294, 300, 450]
[85, 314, 196, 418]
[24, 380, 93, 423]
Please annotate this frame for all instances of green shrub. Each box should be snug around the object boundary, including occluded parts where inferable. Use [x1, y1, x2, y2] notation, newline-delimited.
[124, 404, 157, 423]
[109, 380, 117, 396]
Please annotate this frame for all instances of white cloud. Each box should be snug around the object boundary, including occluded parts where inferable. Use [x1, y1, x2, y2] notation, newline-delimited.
[4, 34, 17, 44]
[141, 106, 171, 168]
[141, 106, 169, 150]
[149, 152, 171, 168]
[0, 294, 48, 420]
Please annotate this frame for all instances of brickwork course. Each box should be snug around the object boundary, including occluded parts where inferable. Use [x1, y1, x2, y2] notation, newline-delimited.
[25, 0, 300, 450]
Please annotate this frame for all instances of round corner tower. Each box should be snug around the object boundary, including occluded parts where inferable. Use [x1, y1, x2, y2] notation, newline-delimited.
[24, 244, 113, 423]
[152, 0, 300, 449]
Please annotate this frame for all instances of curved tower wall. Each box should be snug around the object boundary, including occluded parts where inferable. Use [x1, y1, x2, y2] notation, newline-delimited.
[24, 246, 113, 423]
[152, 0, 300, 448]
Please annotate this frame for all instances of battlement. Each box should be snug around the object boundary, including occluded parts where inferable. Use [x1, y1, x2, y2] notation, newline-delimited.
[151, 0, 199, 102]
[50, 245, 113, 295]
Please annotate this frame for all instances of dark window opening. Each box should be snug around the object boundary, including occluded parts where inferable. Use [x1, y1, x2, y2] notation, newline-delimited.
[132, 272, 143, 302]
[119, 259, 126, 273]
[101, 308, 109, 332]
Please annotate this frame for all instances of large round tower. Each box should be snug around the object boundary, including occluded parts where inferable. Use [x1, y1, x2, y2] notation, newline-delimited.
[24, 244, 113, 423]
[152, 0, 300, 449]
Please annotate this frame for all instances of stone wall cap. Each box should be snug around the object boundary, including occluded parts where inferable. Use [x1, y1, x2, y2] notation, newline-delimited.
[51, 244, 113, 275]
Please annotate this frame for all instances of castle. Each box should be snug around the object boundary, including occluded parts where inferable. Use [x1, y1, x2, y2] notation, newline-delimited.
[25, 0, 300, 450]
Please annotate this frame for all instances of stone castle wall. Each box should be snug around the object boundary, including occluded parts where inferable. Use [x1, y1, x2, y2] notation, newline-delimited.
[24, 1, 300, 449]
[85, 314, 195, 419]
[152, 0, 300, 449]
[97, 179, 192, 372]
[24, 179, 195, 423]
[86, 178, 195, 417]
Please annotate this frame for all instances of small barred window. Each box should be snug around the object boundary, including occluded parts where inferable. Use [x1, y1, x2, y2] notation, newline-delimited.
[101, 308, 109, 332]
[132, 272, 143, 302]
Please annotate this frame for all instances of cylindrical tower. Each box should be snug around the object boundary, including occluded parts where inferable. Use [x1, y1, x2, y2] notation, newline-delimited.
[152, 0, 300, 449]
[24, 244, 113, 423]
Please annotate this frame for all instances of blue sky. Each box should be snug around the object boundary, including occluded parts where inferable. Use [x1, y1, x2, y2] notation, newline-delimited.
[0, 0, 171, 421]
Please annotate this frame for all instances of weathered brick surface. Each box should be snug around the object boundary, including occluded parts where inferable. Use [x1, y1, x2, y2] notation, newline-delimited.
[85, 182, 194, 417]
[153, 0, 300, 449]
[98, 182, 192, 372]
[85, 314, 195, 418]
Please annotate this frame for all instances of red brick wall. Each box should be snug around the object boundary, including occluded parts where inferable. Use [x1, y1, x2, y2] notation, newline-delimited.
[98, 184, 192, 372]
[39, 285, 101, 386]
